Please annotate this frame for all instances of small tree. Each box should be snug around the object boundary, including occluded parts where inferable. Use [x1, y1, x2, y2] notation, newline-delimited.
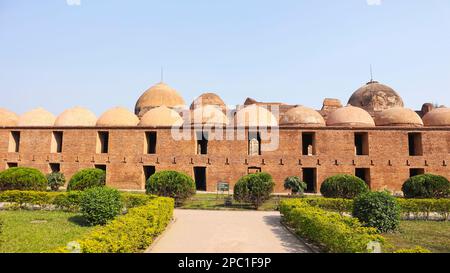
[47, 172, 66, 191]
[320, 174, 369, 199]
[284, 176, 307, 195]
[67, 168, 106, 191]
[234, 172, 275, 209]
[0, 167, 47, 191]
[402, 174, 450, 199]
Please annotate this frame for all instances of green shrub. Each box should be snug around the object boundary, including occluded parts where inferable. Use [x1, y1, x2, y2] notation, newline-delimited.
[121, 192, 153, 209]
[0, 167, 47, 192]
[74, 197, 174, 253]
[234, 172, 275, 208]
[0, 190, 59, 209]
[145, 171, 195, 204]
[67, 168, 106, 191]
[353, 191, 401, 233]
[280, 199, 383, 253]
[80, 187, 122, 226]
[284, 176, 307, 195]
[47, 172, 66, 191]
[320, 174, 369, 199]
[402, 174, 450, 199]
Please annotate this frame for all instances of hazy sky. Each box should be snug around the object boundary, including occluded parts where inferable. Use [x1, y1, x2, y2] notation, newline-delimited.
[1, 0, 449, 116]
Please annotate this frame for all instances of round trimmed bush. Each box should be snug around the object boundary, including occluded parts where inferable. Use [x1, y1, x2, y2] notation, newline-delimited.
[67, 168, 106, 191]
[353, 191, 400, 233]
[80, 187, 122, 226]
[320, 174, 369, 199]
[47, 172, 66, 191]
[145, 171, 195, 204]
[0, 167, 47, 191]
[402, 174, 450, 199]
[284, 176, 307, 195]
[234, 172, 275, 208]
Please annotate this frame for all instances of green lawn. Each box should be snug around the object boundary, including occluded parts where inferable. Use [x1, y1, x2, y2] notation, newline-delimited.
[384, 221, 450, 253]
[179, 193, 289, 211]
[0, 210, 94, 253]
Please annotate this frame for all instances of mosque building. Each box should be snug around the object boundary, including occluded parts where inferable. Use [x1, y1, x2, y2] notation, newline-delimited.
[0, 80, 449, 193]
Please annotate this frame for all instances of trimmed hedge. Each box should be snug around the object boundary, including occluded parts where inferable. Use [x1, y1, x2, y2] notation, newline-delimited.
[353, 192, 401, 233]
[145, 171, 195, 204]
[80, 187, 122, 226]
[280, 199, 384, 253]
[67, 168, 106, 191]
[402, 174, 450, 199]
[234, 172, 275, 208]
[0, 167, 47, 191]
[302, 197, 354, 215]
[320, 174, 369, 199]
[0, 190, 152, 212]
[60, 197, 174, 253]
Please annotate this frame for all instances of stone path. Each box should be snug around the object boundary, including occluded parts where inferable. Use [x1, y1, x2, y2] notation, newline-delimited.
[147, 209, 311, 253]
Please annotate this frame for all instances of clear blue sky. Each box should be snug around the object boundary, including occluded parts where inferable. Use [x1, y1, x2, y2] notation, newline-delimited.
[1, 0, 449, 116]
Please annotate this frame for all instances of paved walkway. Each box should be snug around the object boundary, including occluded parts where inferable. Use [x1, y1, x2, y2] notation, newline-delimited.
[147, 209, 311, 253]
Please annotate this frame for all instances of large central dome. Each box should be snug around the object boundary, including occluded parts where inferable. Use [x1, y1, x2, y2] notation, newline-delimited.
[135, 82, 185, 117]
[348, 81, 404, 112]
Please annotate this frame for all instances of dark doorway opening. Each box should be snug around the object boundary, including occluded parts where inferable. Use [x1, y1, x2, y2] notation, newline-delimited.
[97, 132, 109, 154]
[9, 131, 20, 153]
[248, 131, 261, 156]
[7, 162, 18, 169]
[145, 132, 157, 154]
[95, 164, 107, 171]
[355, 168, 371, 188]
[50, 163, 61, 173]
[143, 166, 156, 182]
[194, 167, 207, 191]
[408, 133, 423, 156]
[248, 167, 262, 174]
[302, 168, 317, 193]
[354, 133, 369, 156]
[51, 131, 63, 153]
[302, 133, 315, 156]
[410, 168, 425, 177]
[196, 132, 208, 155]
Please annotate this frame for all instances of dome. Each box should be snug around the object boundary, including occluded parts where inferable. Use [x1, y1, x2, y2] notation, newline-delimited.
[348, 81, 404, 111]
[235, 105, 278, 127]
[326, 105, 375, 127]
[280, 106, 325, 126]
[139, 106, 184, 127]
[375, 107, 423, 127]
[189, 105, 229, 125]
[18, 108, 56, 127]
[54, 107, 97, 127]
[422, 108, 450, 126]
[190, 93, 226, 111]
[97, 107, 139, 126]
[135, 82, 185, 117]
[0, 108, 19, 126]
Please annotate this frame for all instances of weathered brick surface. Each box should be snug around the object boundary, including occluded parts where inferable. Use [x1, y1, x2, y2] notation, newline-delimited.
[0, 126, 448, 193]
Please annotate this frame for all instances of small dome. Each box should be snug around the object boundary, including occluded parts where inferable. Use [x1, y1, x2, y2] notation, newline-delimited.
[422, 108, 450, 126]
[348, 81, 404, 111]
[97, 107, 139, 126]
[326, 105, 375, 127]
[189, 105, 229, 125]
[18, 108, 56, 126]
[0, 108, 19, 126]
[280, 106, 325, 126]
[135, 82, 185, 117]
[139, 106, 183, 127]
[54, 107, 97, 127]
[235, 105, 278, 127]
[190, 93, 226, 111]
[375, 107, 423, 127]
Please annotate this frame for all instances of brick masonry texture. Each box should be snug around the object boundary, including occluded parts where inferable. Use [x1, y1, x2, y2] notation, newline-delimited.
[0, 126, 449, 194]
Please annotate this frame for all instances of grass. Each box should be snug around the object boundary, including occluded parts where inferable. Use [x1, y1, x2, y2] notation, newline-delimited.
[383, 221, 450, 253]
[179, 193, 289, 211]
[0, 210, 94, 253]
